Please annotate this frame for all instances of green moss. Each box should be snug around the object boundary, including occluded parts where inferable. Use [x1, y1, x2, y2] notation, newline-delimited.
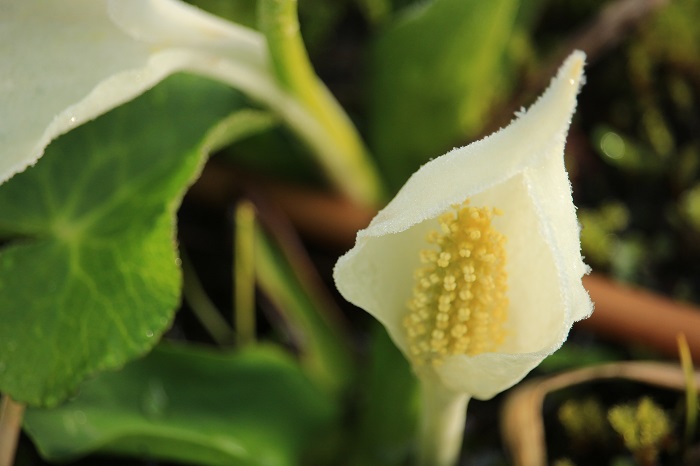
[559, 398, 610, 446]
[608, 397, 671, 466]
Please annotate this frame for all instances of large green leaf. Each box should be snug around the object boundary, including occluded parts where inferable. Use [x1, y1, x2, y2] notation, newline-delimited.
[0, 74, 242, 407]
[369, 0, 519, 191]
[24, 343, 337, 466]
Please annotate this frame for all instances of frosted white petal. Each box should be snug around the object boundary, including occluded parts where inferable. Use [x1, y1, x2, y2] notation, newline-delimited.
[363, 51, 586, 237]
[0, 0, 267, 184]
[436, 352, 546, 400]
[334, 51, 593, 398]
[107, 0, 267, 66]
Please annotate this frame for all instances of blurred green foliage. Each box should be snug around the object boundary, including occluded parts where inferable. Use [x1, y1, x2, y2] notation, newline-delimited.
[539, 343, 622, 373]
[24, 344, 338, 466]
[348, 325, 418, 466]
[579, 202, 630, 267]
[571, 0, 700, 300]
[680, 184, 700, 233]
[368, 0, 519, 192]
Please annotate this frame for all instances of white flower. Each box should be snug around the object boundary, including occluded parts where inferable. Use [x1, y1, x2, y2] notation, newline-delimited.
[0, 0, 280, 183]
[334, 50, 593, 401]
[2, 0, 374, 202]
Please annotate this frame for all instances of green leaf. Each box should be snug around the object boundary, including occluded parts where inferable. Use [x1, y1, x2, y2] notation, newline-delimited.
[24, 343, 338, 466]
[369, 0, 518, 191]
[0, 74, 242, 407]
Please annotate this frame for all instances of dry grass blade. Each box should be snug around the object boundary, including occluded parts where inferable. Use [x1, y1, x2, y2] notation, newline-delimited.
[678, 334, 698, 446]
[501, 361, 700, 466]
[0, 395, 25, 466]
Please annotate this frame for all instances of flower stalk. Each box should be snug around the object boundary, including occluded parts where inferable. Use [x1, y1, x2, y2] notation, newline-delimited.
[258, 0, 385, 207]
[417, 374, 470, 466]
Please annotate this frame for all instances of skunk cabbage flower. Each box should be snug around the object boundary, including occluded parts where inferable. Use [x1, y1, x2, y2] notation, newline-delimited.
[0, 0, 281, 183]
[334, 51, 593, 465]
[2, 0, 381, 204]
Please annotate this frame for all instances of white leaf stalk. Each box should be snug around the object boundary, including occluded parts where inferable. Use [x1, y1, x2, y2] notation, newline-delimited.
[0, 0, 382, 206]
[334, 51, 593, 466]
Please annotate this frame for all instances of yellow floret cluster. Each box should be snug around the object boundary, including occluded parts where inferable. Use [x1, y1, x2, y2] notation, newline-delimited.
[403, 200, 509, 367]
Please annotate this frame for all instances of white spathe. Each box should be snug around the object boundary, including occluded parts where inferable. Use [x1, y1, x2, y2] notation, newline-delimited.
[0, 0, 282, 184]
[334, 51, 593, 400]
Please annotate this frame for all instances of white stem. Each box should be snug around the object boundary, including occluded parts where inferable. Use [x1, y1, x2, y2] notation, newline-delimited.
[417, 374, 470, 466]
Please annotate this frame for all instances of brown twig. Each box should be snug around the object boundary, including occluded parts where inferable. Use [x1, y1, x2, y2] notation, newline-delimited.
[188, 161, 375, 248]
[579, 274, 700, 360]
[0, 395, 24, 466]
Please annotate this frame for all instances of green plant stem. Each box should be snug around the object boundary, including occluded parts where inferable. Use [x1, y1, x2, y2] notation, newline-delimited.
[181, 251, 235, 346]
[416, 374, 470, 466]
[0, 395, 24, 466]
[252, 224, 353, 397]
[234, 201, 256, 347]
[258, 0, 385, 207]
